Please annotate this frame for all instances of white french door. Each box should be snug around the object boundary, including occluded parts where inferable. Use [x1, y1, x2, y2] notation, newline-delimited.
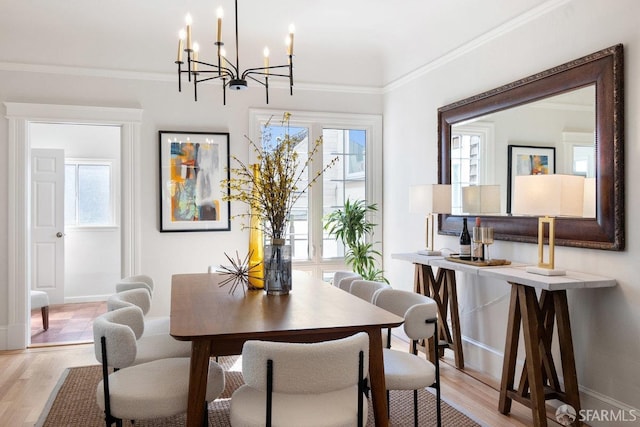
[249, 109, 383, 281]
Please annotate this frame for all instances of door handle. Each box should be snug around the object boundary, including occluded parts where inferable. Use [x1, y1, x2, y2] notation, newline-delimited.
[56, 232, 64, 238]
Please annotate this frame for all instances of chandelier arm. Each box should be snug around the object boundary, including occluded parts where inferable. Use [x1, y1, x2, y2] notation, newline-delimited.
[219, 56, 239, 76]
[192, 59, 236, 78]
[241, 64, 290, 79]
[245, 74, 267, 87]
[196, 74, 233, 84]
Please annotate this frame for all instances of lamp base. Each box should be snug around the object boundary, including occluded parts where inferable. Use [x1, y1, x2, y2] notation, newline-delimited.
[525, 265, 566, 276]
[417, 249, 442, 256]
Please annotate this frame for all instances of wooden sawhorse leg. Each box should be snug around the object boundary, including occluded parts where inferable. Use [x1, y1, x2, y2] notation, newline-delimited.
[499, 284, 582, 427]
[414, 263, 464, 369]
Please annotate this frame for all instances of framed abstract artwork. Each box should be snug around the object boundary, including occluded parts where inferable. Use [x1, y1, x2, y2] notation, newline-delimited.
[507, 144, 556, 214]
[159, 131, 231, 232]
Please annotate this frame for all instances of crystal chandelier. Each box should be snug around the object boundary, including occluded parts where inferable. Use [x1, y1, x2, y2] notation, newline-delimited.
[175, 0, 295, 105]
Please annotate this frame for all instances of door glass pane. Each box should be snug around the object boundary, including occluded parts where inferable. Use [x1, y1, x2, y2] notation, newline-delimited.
[78, 164, 111, 225]
[262, 125, 310, 260]
[322, 128, 366, 259]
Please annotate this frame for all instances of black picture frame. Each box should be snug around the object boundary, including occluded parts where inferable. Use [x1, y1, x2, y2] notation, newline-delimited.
[506, 144, 556, 214]
[159, 130, 231, 232]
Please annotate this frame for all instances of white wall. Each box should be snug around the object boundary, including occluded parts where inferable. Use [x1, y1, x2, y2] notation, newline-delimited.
[30, 123, 121, 302]
[383, 0, 639, 422]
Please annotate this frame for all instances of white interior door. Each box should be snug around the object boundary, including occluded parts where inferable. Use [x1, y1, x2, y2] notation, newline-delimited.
[31, 148, 65, 304]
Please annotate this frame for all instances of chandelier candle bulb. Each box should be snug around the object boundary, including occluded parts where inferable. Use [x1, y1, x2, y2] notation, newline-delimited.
[192, 43, 199, 72]
[263, 47, 269, 74]
[216, 7, 223, 43]
[185, 13, 193, 50]
[288, 24, 295, 55]
[177, 30, 185, 62]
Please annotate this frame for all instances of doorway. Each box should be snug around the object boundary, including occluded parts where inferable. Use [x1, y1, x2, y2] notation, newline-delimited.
[29, 123, 121, 345]
[4, 102, 142, 351]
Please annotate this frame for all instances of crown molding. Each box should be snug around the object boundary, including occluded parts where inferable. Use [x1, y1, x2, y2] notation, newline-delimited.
[0, 61, 383, 96]
[383, 0, 571, 93]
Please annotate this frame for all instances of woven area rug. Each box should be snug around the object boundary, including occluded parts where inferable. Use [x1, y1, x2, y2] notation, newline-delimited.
[37, 356, 480, 426]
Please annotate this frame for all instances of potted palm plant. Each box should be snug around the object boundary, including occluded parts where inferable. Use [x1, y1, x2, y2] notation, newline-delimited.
[324, 199, 388, 283]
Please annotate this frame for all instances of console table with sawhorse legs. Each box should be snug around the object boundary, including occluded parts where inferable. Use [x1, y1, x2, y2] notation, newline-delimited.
[392, 253, 616, 426]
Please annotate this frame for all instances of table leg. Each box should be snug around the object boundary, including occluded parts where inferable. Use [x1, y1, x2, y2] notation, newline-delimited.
[554, 291, 582, 426]
[367, 328, 389, 427]
[499, 285, 521, 414]
[519, 285, 547, 427]
[444, 269, 464, 369]
[413, 264, 465, 369]
[186, 339, 212, 427]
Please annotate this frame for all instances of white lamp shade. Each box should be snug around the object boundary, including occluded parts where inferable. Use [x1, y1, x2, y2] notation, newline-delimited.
[461, 185, 500, 214]
[583, 177, 596, 218]
[409, 184, 451, 214]
[512, 174, 585, 217]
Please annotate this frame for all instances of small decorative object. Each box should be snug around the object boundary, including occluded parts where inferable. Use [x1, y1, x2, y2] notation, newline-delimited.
[222, 113, 337, 295]
[218, 250, 262, 295]
[263, 239, 292, 295]
[247, 164, 264, 289]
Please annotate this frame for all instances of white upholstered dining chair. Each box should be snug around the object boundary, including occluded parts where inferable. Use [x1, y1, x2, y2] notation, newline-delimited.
[107, 288, 169, 336]
[230, 332, 370, 427]
[97, 304, 190, 365]
[93, 306, 225, 427]
[332, 270, 362, 291]
[115, 274, 155, 296]
[349, 279, 387, 302]
[373, 288, 441, 427]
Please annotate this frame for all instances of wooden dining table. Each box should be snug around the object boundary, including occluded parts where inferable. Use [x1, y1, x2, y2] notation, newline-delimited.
[170, 271, 404, 427]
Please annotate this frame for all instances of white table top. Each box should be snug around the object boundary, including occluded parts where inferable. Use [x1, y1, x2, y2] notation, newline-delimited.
[391, 252, 616, 291]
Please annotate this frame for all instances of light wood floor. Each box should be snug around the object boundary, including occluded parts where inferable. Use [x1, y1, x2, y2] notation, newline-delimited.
[0, 340, 563, 427]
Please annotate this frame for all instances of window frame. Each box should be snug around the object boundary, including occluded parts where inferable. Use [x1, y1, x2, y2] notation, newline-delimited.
[248, 109, 383, 279]
[64, 158, 119, 229]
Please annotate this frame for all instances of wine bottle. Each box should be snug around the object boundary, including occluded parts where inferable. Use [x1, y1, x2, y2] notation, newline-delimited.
[459, 218, 472, 260]
[473, 217, 484, 261]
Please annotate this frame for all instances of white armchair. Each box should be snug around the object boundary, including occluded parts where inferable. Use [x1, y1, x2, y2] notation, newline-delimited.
[373, 288, 441, 427]
[93, 306, 225, 426]
[230, 332, 370, 427]
[107, 288, 169, 336]
[349, 279, 387, 302]
[115, 274, 155, 296]
[96, 305, 189, 365]
[332, 271, 362, 291]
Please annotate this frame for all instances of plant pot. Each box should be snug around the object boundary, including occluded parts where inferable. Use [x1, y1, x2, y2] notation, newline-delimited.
[263, 240, 291, 295]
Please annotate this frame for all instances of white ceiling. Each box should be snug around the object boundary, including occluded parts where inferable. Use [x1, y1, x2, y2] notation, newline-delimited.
[0, 0, 550, 89]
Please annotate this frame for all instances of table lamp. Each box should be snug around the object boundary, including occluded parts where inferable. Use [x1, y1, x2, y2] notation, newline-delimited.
[409, 184, 451, 256]
[512, 174, 585, 275]
[462, 185, 501, 214]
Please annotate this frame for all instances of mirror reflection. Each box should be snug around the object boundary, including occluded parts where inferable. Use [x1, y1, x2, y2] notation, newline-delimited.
[450, 85, 595, 218]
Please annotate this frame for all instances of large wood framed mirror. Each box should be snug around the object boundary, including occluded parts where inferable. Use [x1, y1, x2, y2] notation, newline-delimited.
[438, 44, 624, 250]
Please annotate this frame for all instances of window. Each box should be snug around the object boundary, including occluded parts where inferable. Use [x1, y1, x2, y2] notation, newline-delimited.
[65, 160, 116, 227]
[250, 110, 382, 280]
[450, 122, 494, 214]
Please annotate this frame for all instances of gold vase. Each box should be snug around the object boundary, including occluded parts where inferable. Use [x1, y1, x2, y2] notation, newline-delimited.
[248, 164, 264, 289]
